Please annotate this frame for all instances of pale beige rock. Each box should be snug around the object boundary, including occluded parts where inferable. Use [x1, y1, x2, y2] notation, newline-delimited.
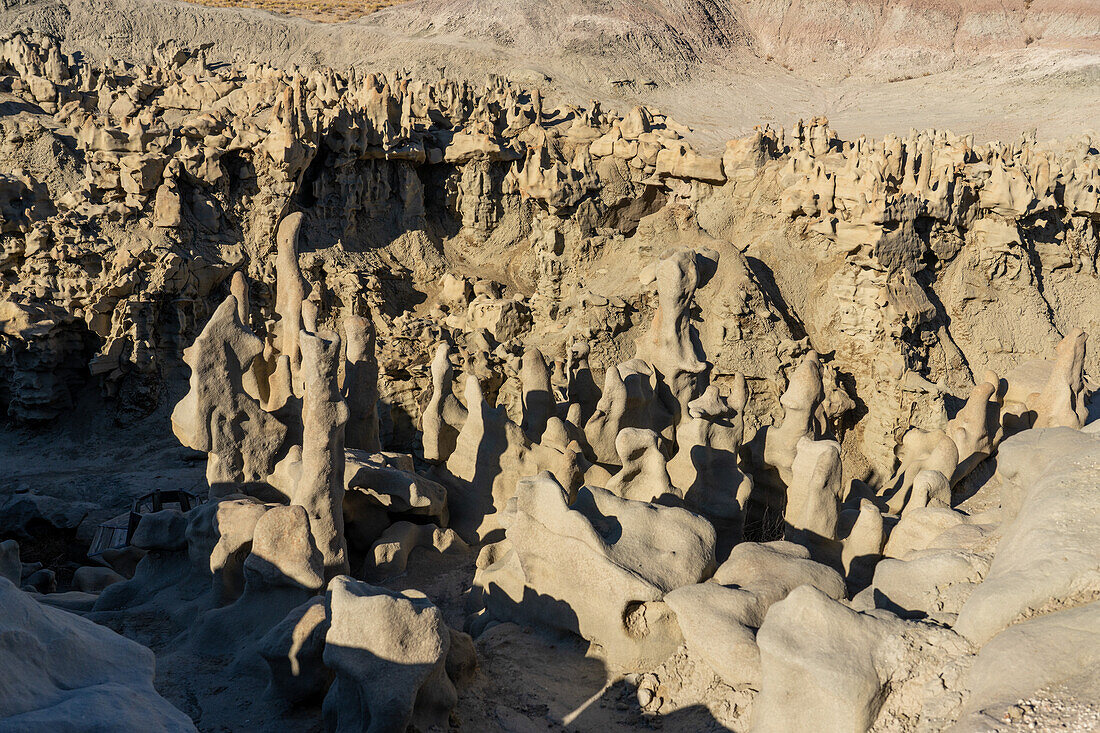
[955, 428, 1100, 645]
[170, 296, 287, 497]
[666, 541, 845, 688]
[906, 469, 952, 512]
[131, 509, 188, 551]
[443, 375, 585, 540]
[296, 330, 350, 580]
[364, 521, 468, 580]
[3, 30, 1100, 733]
[784, 436, 843, 546]
[841, 498, 885, 587]
[229, 270, 249, 325]
[322, 577, 456, 733]
[666, 382, 752, 534]
[519, 346, 553, 443]
[634, 248, 717, 419]
[342, 314, 381, 452]
[1032, 329, 1089, 429]
[190, 498, 271, 602]
[605, 427, 678, 503]
[583, 359, 674, 465]
[274, 212, 310, 388]
[344, 449, 448, 521]
[259, 596, 330, 703]
[474, 471, 714, 668]
[422, 343, 467, 463]
[763, 352, 824, 486]
[884, 428, 959, 515]
[952, 601, 1100, 731]
[883, 505, 970, 560]
[871, 548, 988, 619]
[244, 504, 324, 591]
[753, 585, 969, 733]
[188, 502, 327, 659]
[564, 340, 601, 426]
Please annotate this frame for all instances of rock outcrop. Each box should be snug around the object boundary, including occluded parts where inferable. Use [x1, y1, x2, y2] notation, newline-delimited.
[0, 26, 1098, 733]
[0, 577, 196, 732]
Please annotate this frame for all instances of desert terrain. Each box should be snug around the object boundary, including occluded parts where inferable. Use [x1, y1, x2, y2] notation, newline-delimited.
[1, 1, 1099, 731]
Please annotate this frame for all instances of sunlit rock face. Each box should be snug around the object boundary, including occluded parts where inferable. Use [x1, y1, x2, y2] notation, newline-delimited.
[1, 27, 1099, 733]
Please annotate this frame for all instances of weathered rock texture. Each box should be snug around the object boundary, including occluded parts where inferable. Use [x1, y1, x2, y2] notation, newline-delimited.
[0, 577, 196, 731]
[0, 26, 1099, 733]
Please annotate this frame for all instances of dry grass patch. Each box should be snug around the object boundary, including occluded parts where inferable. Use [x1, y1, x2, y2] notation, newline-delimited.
[180, 0, 412, 23]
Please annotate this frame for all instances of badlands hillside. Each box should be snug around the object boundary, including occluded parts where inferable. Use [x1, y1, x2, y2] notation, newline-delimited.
[3, 0, 1100, 143]
[0, 0, 1099, 732]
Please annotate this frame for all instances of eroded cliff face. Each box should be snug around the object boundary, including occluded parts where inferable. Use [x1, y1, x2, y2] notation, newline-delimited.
[2, 29, 1100, 733]
[0, 31, 1097, 481]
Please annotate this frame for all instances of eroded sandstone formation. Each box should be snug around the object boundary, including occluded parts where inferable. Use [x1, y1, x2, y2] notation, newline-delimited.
[1, 29, 1099, 733]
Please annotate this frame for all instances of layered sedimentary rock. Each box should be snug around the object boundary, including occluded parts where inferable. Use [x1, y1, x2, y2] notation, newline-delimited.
[0, 31, 1095, 474]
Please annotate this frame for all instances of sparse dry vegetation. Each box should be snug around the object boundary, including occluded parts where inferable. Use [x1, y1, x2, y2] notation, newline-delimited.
[181, 0, 411, 23]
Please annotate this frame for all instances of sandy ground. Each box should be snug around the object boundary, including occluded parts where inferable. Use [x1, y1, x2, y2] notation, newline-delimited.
[0, 384, 207, 546]
[654, 48, 1100, 151]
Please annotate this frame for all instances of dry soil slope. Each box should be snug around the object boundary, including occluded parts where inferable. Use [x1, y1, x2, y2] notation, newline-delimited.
[0, 0, 761, 84]
[361, 0, 1100, 78]
[735, 0, 1100, 77]
[361, 0, 755, 80]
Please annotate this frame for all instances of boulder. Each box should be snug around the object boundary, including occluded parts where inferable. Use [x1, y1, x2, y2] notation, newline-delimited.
[0, 539, 20, 585]
[74, 566, 127, 594]
[132, 509, 189, 552]
[22, 568, 56, 594]
[955, 428, 1100, 645]
[952, 600, 1100, 731]
[322, 576, 456, 732]
[259, 596, 331, 703]
[363, 521, 467, 581]
[753, 585, 969, 732]
[666, 542, 845, 688]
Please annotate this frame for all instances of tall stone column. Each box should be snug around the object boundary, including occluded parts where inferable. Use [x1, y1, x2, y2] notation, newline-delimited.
[343, 314, 381, 452]
[298, 329, 350, 580]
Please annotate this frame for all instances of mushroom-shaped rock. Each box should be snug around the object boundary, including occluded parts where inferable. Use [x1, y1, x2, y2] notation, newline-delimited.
[322, 577, 456, 733]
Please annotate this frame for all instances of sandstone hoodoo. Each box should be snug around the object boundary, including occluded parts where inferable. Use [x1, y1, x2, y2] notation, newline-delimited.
[1, 8, 1099, 733]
